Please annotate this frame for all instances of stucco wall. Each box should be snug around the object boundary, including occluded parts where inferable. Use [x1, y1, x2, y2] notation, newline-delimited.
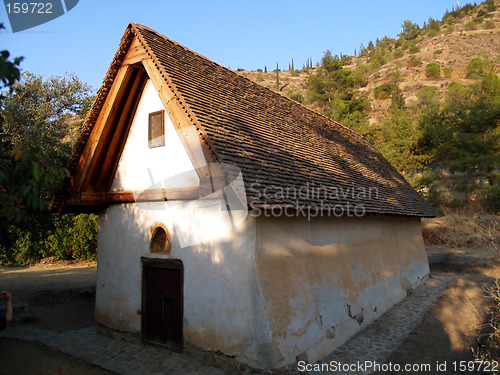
[96, 204, 271, 365]
[97, 76, 429, 370]
[253, 214, 429, 367]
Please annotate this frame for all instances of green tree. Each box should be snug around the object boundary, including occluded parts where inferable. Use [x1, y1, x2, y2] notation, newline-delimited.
[427, 17, 441, 32]
[390, 86, 405, 110]
[0, 36, 68, 230]
[417, 86, 440, 109]
[466, 56, 494, 79]
[485, 0, 496, 12]
[399, 20, 421, 40]
[2, 71, 92, 168]
[306, 51, 370, 126]
[0, 67, 96, 264]
[419, 73, 500, 175]
[375, 108, 428, 173]
[275, 62, 280, 91]
[374, 82, 397, 100]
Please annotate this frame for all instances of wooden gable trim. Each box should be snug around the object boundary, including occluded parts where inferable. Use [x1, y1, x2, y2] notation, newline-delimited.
[122, 36, 149, 66]
[70, 64, 132, 195]
[65, 31, 230, 208]
[81, 65, 148, 193]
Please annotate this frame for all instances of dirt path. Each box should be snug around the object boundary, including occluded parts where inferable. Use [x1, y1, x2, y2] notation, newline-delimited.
[1, 260, 96, 297]
[0, 260, 109, 375]
[374, 266, 500, 374]
[1, 259, 499, 374]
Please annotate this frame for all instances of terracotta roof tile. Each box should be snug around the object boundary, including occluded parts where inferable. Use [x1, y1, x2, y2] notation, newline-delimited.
[54, 23, 437, 217]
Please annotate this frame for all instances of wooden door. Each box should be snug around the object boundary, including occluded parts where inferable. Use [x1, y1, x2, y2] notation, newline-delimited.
[142, 259, 183, 350]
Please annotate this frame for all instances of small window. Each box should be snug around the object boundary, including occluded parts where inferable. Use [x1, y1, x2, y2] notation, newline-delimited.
[148, 110, 165, 148]
[150, 225, 171, 253]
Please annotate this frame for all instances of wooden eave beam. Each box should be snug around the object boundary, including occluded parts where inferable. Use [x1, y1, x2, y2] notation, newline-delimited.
[77, 187, 200, 206]
[70, 64, 133, 194]
[94, 69, 148, 192]
[83, 66, 145, 192]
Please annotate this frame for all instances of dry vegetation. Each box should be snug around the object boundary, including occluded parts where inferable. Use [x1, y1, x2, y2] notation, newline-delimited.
[422, 215, 499, 251]
[475, 280, 500, 362]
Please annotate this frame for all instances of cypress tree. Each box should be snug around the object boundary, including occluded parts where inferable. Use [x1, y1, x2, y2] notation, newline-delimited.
[276, 62, 280, 91]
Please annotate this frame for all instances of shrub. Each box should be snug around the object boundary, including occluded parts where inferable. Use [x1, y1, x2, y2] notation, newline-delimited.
[425, 63, 441, 79]
[369, 59, 381, 71]
[427, 29, 438, 38]
[474, 280, 500, 362]
[464, 21, 478, 31]
[256, 72, 264, 81]
[409, 44, 420, 54]
[45, 214, 98, 261]
[417, 86, 440, 108]
[409, 171, 445, 212]
[486, 0, 496, 12]
[406, 55, 422, 67]
[434, 49, 443, 55]
[286, 90, 304, 104]
[401, 40, 412, 50]
[393, 48, 404, 59]
[484, 20, 496, 29]
[485, 184, 500, 213]
[444, 15, 455, 25]
[443, 67, 452, 78]
[373, 82, 397, 100]
[466, 57, 487, 78]
[445, 25, 455, 33]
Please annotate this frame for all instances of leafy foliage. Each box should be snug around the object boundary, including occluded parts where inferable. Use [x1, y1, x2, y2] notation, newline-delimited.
[418, 73, 500, 183]
[374, 108, 429, 173]
[0, 46, 97, 264]
[417, 86, 440, 108]
[287, 90, 304, 104]
[306, 50, 370, 128]
[45, 214, 98, 261]
[399, 20, 421, 40]
[374, 82, 397, 100]
[466, 56, 495, 78]
[3, 72, 92, 168]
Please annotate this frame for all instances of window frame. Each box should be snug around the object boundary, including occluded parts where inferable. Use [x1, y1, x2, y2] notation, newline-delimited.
[148, 110, 165, 148]
[149, 224, 171, 254]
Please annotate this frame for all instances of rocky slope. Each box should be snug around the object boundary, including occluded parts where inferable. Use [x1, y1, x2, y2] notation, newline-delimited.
[237, 0, 500, 125]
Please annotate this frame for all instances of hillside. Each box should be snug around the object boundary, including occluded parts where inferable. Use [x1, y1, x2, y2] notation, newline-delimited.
[237, 0, 500, 126]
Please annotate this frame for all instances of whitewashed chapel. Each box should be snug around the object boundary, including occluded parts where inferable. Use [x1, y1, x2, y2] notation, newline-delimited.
[54, 23, 437, 369]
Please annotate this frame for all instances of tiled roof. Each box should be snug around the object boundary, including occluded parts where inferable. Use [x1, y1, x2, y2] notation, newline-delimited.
[55, 23, 437, 217]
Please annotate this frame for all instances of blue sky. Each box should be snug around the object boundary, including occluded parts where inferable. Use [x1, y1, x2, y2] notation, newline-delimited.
[1, 0, 460, 90]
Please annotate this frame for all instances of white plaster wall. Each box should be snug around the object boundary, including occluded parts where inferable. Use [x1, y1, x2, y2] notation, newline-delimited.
[96, 203, 272, 366]
[110, 79, 199, 192]
[254, 215, 429, 368]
